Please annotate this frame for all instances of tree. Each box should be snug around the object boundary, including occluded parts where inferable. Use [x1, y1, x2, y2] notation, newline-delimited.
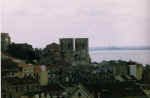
[7, 43, 36, 60]
[39, 43, 65, 65]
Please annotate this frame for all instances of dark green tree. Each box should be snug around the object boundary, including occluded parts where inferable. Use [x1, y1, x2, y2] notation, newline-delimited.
[7, 43, 36, 60]
[39, 43, 65, 66]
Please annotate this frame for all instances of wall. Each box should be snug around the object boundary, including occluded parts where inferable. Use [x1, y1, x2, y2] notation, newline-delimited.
[40, 71, 48, 86]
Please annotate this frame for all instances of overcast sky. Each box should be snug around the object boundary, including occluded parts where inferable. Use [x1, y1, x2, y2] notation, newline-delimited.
[1, 0, 150, 48]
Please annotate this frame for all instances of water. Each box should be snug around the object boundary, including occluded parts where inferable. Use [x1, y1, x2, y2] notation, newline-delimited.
[89, 50, 150, 65]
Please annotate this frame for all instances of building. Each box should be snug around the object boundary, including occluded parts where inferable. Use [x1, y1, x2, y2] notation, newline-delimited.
[129, 65, 143, 80]
[60, 38, 74, 65]
[59, 38, 90, 65]
[1, 33, 11, 52]
[2, 68, 21, 78]
[21, 84, 96, 98]
[74, 38, 90, 65]
[40, 65, 48, 86]
[60, 38, 74, 52]
[47, 66, 64, 84]
[98, 62, 129, 77]
[68, 84, 95, 98]
[18, 64, 34, 77]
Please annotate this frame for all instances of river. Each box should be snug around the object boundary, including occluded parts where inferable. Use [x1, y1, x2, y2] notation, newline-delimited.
[89, 50, 150, 65]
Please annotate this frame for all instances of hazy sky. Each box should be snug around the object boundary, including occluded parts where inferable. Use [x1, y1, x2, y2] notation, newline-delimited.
[1, 0, 150, 48]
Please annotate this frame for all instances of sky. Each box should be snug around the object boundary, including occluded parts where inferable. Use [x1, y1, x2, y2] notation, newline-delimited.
[1, 0, 150, 48]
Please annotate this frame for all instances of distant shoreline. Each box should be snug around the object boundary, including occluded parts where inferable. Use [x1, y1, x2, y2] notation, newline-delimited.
[90, 47, 150, 51]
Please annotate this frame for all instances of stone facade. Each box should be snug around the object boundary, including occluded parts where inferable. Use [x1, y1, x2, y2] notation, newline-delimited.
[59, 38, 90, 65]
[1, 33, 11, 52]
[60, 38, 74, 65]
[74, 38, 90, 65]
[129, 65, 143, 80]
[60, 38, 74, 52]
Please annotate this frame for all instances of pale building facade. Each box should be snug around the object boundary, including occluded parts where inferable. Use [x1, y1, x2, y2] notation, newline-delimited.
[40, 65, 48, 86]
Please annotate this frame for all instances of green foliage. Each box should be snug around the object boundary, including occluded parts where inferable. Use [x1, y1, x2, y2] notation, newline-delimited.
[6, 42, 66, 65]
[7, 43, 36, 61]
[39, 43, 65, 65]
[34, 48, 42, 60]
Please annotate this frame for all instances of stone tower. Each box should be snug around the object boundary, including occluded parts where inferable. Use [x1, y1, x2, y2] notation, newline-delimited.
[74, 38, 90, 65]
[1, 33, 11, 52]
[60, 38, 74, 52]
[59, 38, 90, 65]
[60, 38, 74, 64]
